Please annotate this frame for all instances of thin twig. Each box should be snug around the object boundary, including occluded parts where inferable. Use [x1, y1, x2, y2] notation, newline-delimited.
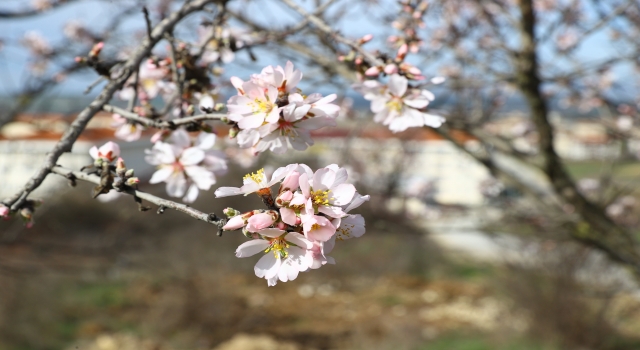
[127, 68, 139, 111]
[279, 0, 384, 67]
[103, 104, 225, 128]
[142, 6, 153, 41]
[83, 76, 106, 95]
[51, 166, 226, 233]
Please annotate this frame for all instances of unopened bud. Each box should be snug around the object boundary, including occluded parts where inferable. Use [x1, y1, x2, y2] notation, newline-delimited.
[20, 208, 33, 220]
[359, 34, 374, 44]
[116, 157, 126, 177]
[125, 177, 140, 186]
[0, 205, 9, 218]
[214, 103, 225, 111]
[396, 43, 408, 60]
[89, 42, 104, 57]
[125, 169, 135, 178]
[276, 222, 286, 230]
[223, 207, 240, 217]
[229, 126, 239, 138]
[365, 66, 381, 76]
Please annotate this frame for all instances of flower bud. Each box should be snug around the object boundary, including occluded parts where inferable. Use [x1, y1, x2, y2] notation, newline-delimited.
[359, 34, 373, 44]
[365, 66, 381, 76]
[228, 127, 239, 138]
[20, 208, 33, 220]
[276, 221, 286, 230]
[214, 103, 225, 111]
[384, 64, 399, 75]
[223, 207, 240, 217]
[396, 43, 408, 60]
[279, 171, 300, 193]
[125, 177, 140, 186]
[0, 205, 9, 218]
[116, 157, 126, 177]
[125, 169, 135, 178]
[223, 215, 247, 230]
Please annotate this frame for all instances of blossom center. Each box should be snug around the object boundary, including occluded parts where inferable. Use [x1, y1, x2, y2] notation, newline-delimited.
[311, 189, 332, 206]
[244, 168, 266, 185]
[252, 98, 273, 114]
[265, 237, 289, 259]
[386, 97, 403, 112]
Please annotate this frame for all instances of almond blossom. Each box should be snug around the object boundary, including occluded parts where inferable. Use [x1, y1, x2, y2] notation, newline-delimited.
[355, 74, 445, 132]
[236, 229, 312, 286]
[112, 114, 143, 142]
[225, 62, 340, 154]
[89, 141, 120, 163]
[217, 164, 367, 286]
[145, 130, 227, 203]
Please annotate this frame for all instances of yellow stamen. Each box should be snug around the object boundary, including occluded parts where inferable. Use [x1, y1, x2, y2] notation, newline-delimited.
[310, 189, 332, 206]
[386, 98, 403, 112]
[243, 168, 265, 184]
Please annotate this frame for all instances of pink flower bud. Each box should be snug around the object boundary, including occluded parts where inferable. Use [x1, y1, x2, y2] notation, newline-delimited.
[276, 222, 286, 230]
[384, 64, 399, 75]
[355, 57, 363, 65]
[223, 215, 246, 230]
[360, 34, 373, 43]
[365, 66, 381, 76]
[116, 157, 126, 171]
[0, 206, 9, 218]
[246, 213, 276, 233]
[280, 171, 300, 193]
[396, 44, 408, 59]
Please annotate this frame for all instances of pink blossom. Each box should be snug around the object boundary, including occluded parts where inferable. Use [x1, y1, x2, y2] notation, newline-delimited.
[145, 130, 226, 203]
[112, 114, 143, 142]
[89, 141, 120, 163]
[301, 214, 336, 242]
[355, 74, 444, 132]
[214, 164, 300, 197]
[235, 229, 312, 286]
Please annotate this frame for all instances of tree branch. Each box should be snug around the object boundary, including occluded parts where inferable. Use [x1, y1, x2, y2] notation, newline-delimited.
[51, 166, 226, 234]
[103, 104, 225, 128]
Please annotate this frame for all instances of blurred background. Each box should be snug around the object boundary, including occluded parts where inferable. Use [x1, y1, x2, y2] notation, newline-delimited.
[3, 0, 640, 349]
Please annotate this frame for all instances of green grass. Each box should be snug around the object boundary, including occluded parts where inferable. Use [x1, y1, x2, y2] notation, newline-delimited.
[419, 334, 554, 350]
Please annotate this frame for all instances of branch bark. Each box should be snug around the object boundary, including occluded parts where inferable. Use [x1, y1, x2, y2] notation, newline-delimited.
[51, 166, 226, 234]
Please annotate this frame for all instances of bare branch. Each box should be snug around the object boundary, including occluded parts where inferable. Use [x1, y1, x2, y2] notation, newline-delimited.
[102, 104, 225, 128]
[51, 166, 226, 234]
[278, 0, 384, 67]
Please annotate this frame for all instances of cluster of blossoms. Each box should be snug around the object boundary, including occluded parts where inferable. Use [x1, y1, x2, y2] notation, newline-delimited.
[145, 130, 227, 203]
[226, 61, 340, 154]
[354, 73, 444, 132]
[89, 141, 140, 191]
[215, 164, 368, 286]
